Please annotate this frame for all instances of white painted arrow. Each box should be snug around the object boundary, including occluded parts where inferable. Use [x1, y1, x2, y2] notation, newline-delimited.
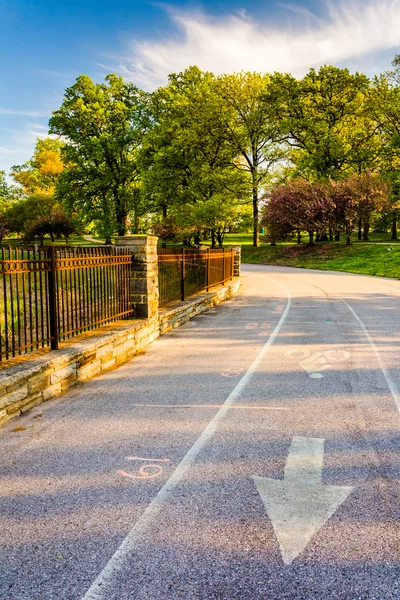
[253, 437, 354, 565]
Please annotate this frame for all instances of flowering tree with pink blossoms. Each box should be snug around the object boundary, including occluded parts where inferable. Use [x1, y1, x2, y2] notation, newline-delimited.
[262, 174, 391, 247]
[261, 179, 335, 246]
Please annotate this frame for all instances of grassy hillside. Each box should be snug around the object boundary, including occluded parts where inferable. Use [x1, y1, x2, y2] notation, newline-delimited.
[239, 241, 400, 279]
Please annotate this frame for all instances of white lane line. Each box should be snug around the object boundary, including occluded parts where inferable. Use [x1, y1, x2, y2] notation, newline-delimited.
[133, 404, 291, 411]
[81, 278, 292, 600]
[341, 298, 400, 413]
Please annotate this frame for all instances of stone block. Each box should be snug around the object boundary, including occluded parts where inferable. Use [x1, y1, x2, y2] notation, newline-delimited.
[0, 386, 28, 410]
[50, 364, 76, 385]
[96, 343, 114, 359]
[42, 383, 62, 401]
[6, 377, 29, 393]
[112, 343, 127, 358]
[77, 360, 101, 381]
[124, 339, 136, 351]
[20, 394, 43, 414]
[9, 393, 42, 415]
[76, 351, 96, 369]
[115, 352, 129, 366]
[61, 373, 78, 391]
[101, 358, 116, 371]
[28, 371, 52, 394]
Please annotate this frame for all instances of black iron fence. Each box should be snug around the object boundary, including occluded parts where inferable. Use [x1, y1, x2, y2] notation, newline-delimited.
[158, 247, 234, 307]
[0, 245, 134, 362]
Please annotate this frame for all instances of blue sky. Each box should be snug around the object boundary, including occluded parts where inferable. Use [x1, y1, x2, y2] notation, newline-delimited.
[1, 0, 400, 177]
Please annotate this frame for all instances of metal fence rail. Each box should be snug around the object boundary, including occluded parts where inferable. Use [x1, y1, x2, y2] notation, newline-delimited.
[0, 245, 134, 362]
[0, 246, 51, 361]
[158, 247, 234, 307]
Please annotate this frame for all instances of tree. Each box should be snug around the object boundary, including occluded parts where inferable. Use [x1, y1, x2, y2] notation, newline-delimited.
[141, 67, 248, 247]
[267, 66, 372, 181]
[24, 207, 76, 243]
[262, 179, 334, 246]
[0, 171, 19, 241]
[11, 138, 64, 194]
[4, 193, 75, 242]
[49, 74, 151, 241]
[329, 173, 391, 245]
[371, 59, 400, 239]
[217, 72, 285, 247]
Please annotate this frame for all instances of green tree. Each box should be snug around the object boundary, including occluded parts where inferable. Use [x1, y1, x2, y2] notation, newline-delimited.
[217, 72, 285, 247]
[371, 59, 400, 239]
[49, 74, 151, 241]
[267, 66, 372, 181]
[141, 67, 248, 247]
[6, 194, 56, 235]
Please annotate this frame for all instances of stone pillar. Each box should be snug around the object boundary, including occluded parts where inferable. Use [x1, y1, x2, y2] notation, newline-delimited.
[114, 235, 159, 320]
[229, 245, 241, 277]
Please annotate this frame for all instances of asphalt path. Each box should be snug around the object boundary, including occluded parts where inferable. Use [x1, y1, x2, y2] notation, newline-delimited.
[1, 264, 399, 600]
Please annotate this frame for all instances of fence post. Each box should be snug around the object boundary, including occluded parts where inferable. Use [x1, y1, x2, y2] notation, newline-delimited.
[181, 248, 185, 301]
[47, 246, 59, 350]
[114, 236, 159, 320]
[229, 245, 241, 277]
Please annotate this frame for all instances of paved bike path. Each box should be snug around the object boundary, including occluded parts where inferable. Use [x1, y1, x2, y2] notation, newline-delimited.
[1, 265, 399, 600]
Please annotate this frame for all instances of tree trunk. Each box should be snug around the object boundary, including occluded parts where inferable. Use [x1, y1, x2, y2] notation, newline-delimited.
[133, 214, 140, 234]
[252, 173, 259, 247]
[297, 230, 301, 245]
[358, 218, 362, 241]
[363, 218, 370, 241]
[391, 210, 398, 240]
[115, 194, 127, 236]
[334, 232, 340, 241]
[329, 228, 333, 242]
[211, 229, 216, 249]
[308, 230, 314, 246]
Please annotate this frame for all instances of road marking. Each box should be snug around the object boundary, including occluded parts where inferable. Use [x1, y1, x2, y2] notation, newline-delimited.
[253, 437, 354, 565]
[221, 368, 244, 377]
[126, 457, 170, 463]
[81, 278, 292, 600]
[341, 299, 400, 414]
[245, 323, 259, 329]
[285, 349, 350, 378]
[118, 457, 171, 480]
[133, 403, 291, 411]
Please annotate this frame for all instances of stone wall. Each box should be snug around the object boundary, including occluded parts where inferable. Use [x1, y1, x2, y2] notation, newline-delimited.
[0, 278, 240, 428]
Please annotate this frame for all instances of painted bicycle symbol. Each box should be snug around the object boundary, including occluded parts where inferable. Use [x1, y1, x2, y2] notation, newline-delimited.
[118, 456, 170, 480]
[221, 368, 244, 378]
[285, 349, 351, 379]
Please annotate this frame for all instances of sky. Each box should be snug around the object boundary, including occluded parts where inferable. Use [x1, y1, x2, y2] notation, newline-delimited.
[1, 0, 400, 177]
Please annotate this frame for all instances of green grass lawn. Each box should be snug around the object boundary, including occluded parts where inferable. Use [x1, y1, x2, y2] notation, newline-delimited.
[239, 241, 400, 279]
[1, 235, 104, 248]
[223, 231, 400, 247]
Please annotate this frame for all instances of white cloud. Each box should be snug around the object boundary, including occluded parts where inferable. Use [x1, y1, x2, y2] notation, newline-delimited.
[0, 108, 49, 117]
[118, 0, 400, 89]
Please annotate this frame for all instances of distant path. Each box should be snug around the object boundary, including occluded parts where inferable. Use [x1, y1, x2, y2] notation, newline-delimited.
[1, 265, 399, 600]
[82, 235, 104, 244]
